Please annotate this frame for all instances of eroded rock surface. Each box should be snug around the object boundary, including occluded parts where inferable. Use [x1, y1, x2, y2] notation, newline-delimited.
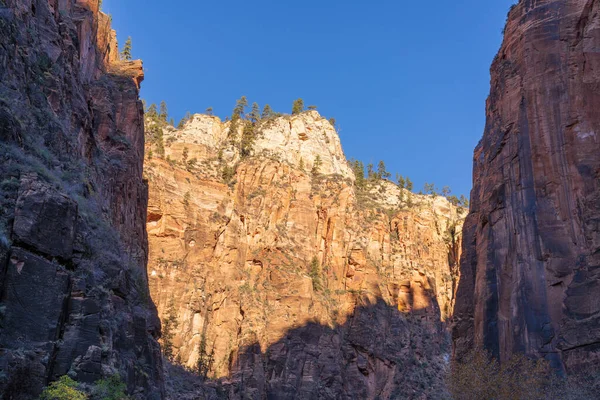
[453, 0, 600, 376]
[0, 0, 162, 397]
[146, 112, 466, 398]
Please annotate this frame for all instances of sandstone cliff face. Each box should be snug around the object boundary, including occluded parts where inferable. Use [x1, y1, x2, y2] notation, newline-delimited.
[0, 0, 162, 398]
[145, 112, 465, 398]
[453, 0, 600, 375]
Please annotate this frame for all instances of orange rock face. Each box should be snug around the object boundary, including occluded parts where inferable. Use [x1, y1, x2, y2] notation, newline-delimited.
[453, 0, 600, 375]
[146, 113, 465, 398]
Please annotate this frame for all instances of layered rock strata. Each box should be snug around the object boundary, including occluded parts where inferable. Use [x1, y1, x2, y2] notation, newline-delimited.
[146, 112, 466, 398]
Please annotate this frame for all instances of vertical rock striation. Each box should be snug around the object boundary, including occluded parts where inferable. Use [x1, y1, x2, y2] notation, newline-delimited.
[454, 0, 600, 376]
[0, 0, 162, 397]
[145, 112, 466, 398]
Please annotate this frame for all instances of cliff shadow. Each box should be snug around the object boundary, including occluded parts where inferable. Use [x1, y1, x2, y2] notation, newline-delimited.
[165, 295, 452, 400]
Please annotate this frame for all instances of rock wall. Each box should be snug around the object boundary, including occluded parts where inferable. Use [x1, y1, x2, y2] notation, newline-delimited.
[145, 112, 465, 398]
[0, 0, 162, 398]
[453, 0, 600, 375]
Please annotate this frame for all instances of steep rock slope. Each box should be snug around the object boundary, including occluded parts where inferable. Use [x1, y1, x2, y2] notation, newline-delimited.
[145, 112, 465, 398]
[0, 0, 162, 397]
[453, 0, 600, 375]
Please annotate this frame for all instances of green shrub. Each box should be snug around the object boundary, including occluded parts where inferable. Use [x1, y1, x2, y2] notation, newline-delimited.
[40, 376, 87, 400]
[92, 375, 128, 400]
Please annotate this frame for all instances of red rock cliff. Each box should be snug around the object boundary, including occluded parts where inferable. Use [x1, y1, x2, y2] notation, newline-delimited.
[145, 112, 466, 398]
[0, 0, 163, 398]
[453, 0, 600, 375]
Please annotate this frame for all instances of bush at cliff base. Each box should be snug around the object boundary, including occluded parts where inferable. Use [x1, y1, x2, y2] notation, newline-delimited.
[40, 376, 87, 400]
[448, 349, 600, 400]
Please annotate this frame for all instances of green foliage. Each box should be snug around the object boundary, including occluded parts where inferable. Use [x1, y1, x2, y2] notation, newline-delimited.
[162, 296, 179, 361]
[307, 105, 317, 111]
[240, 123, 256, 158]
[228, 96, 248, 139]
[261, 104, 274, 119]
[249, 102, 260, 123]
[366, 163, 375, 180]
[292, 98, 304, 115]
[92, 375, 128, 400]
[177, 111, 192, 129]
[328, 117, 336, 128]
[146, 103, 158, 119]
[423, 182, 436, 195]
[406, 177, 414, 191]
[40, 376, 87, 400]
[205, 107, 213, 116]
[441, 186, 451, 197]
[222, 165, 236, 183]
[308, 256, 322, 291]
[121, 37, 132, 61]
[233, 96, 248, 118]
[196, 332, 214, 378]
[159, 101, 168, 122]
[311, 155, 322, 176]
[377, 160, 391, 180]
[396, 174, 405, 188]
[186, 157, 197, 171]
[181, 147, 188, 163]
[350, 159, 366, 189]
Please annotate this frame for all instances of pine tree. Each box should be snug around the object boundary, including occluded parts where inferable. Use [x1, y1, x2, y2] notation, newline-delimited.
[261, 104, 273, 119]
[147, 103, 158, 118]
[307, 105, 317, 111]
[328, 118, 336, 128]
[121, 36, 133, 61]
[249, 102, 261, 124]
[292, 98, 304, 115]
[233, 96, 248, 119]
[159, 101, 168, 122]
[424, 183, 436, 195]
[377, 160, 391, 179]
[441, 186, 451, 197]
[350, 159, 365, 188]
[178, 112, 192, 129]
[396, 174, 406, 188]
[162, 297, 179, 361]
[182, 147, 189, 163]
[206, 107, 213, 116]
[367, 163, 375, 180]
[240, 123, 256, 158]
[311, 155, 322, 176]
[406, 177, 414, 191]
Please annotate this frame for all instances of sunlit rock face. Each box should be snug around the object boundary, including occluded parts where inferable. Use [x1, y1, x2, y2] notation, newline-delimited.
[145, 110, 466, 398]
[0, 0, 163, 398]
[453, 0, 600, 376]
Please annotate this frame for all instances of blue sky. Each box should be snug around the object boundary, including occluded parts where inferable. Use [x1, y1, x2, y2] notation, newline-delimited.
[104, 0, 515, 197]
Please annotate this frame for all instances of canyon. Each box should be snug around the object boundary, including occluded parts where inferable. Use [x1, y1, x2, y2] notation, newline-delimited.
[1, 0, 600, 398]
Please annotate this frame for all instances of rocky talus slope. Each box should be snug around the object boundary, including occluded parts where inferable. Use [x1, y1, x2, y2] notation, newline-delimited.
[453, 0, 600, 376]
[145, 112, 466, 399]
[0, 0, 163, 398]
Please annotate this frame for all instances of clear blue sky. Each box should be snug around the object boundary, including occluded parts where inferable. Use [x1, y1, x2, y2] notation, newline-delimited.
[104, 0, 516, 198]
